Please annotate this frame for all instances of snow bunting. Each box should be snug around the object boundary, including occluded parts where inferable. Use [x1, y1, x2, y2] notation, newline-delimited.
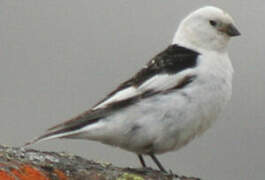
[25, 6, 240, 172]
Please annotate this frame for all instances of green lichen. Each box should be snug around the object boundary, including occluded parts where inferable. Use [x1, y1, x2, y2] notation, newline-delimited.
[117, 172, 144, 180]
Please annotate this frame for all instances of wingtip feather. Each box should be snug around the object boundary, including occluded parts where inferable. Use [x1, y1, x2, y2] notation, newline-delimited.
[23, 130, 60, 147]
[23, 136, 44, 147]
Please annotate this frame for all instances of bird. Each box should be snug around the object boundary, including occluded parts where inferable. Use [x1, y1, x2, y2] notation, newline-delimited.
[25, 6, 240, 172]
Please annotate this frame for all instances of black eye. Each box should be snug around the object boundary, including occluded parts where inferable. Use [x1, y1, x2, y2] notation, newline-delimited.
[209, 20, 217, 26]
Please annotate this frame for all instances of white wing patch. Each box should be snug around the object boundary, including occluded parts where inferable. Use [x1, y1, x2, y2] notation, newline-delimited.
[139, 69, 196, 92]
[93, 69, 196, 110]
[93, 87, 139, 110]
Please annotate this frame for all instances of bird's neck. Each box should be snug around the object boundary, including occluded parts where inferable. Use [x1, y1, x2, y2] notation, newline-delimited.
[172, 29, 229, 54]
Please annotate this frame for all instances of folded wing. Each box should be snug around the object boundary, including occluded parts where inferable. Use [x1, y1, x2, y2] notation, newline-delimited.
[24, 44, 199, 146]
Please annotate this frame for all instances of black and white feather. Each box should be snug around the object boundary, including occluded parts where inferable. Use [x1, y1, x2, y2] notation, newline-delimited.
[27, 44, 199, 145]
[25, 6, 240, 172]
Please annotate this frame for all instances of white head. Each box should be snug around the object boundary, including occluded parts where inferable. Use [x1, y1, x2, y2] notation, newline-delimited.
[173, 6, 240, 52]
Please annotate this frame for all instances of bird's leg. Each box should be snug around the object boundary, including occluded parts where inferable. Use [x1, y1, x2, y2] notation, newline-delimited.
[149, 154, 167, 173]
[137, 154, 146, 167]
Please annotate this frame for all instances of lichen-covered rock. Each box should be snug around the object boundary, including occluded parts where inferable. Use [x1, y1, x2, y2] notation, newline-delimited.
[0, 145, 200, 180]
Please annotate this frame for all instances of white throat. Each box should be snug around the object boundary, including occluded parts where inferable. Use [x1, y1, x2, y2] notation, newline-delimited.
[172, 27, 229, 54]
[172, 15, 230, 53]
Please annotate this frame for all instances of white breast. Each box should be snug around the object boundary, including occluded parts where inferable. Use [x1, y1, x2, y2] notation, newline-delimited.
[70, 51, 234, 155]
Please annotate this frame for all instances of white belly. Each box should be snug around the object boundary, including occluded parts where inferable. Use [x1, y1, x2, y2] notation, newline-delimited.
[68, 53, 233, 155]
[73, 76, 231, 154]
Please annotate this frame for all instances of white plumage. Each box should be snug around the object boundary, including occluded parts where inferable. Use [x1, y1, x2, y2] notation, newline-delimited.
[26, 6, 240, 172]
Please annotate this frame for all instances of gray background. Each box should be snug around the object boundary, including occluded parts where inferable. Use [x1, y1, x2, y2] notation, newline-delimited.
[0, 0, 264, 179]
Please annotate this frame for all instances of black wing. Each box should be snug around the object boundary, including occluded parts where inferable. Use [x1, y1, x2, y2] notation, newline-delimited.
[93, 44, 199, 108]
[44, 44, 199, 137]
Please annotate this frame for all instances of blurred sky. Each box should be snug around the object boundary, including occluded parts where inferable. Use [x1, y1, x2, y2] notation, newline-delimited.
[0, 0, 264, 179]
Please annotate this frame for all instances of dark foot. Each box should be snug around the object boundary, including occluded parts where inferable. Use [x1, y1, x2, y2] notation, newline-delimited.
[137, 154, 146, 167]
[149, 154, 167, 173]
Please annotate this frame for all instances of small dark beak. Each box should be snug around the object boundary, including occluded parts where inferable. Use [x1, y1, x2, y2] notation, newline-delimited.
[226, 24, 241, 37]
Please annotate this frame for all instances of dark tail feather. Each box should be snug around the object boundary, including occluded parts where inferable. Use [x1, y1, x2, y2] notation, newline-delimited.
[23, 129, 69, 147]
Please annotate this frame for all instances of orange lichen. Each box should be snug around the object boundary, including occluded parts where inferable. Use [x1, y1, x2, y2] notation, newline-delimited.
[54, 169, 68, 180]
[0, 163, 69, 180]
[0, 171, 15, 180]
[11, 165, 49, 180]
